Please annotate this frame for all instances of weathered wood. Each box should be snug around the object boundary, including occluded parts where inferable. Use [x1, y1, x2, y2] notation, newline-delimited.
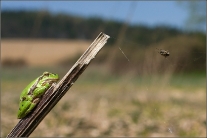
[7, 32, 110, 137]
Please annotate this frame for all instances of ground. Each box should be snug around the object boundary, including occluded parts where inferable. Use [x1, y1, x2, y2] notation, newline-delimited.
[1, 39, 206, 137]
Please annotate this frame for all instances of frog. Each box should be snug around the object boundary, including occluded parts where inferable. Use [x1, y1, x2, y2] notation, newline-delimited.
[17, 72, 59, 119]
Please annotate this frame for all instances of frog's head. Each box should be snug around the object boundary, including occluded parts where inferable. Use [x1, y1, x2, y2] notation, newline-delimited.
[41, 72, 59, 85]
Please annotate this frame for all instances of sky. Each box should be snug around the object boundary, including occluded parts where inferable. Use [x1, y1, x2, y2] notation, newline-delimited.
[1, 1, 205, 31]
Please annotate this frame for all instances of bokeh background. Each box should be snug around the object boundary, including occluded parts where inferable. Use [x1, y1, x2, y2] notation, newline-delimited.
[1, 1, 206, 137]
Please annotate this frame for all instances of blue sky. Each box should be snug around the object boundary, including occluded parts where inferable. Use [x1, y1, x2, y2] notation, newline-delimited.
[1, 1, 205, 31]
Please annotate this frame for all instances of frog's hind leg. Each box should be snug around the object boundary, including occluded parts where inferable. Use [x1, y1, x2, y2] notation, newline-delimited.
[24, 98, 40, 116]
[17, 99, 38, 119]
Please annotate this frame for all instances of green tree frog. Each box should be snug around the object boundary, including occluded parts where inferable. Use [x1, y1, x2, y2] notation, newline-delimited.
[17, 72, 59, 119]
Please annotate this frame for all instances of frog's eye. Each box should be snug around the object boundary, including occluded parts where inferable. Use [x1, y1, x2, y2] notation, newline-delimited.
[43, 72, 50, 76]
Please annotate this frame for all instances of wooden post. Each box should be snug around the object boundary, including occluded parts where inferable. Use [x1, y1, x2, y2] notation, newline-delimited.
[7, 32, 110, 137]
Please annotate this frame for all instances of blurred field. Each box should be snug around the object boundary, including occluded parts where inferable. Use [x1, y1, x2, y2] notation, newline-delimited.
[1, 39, 91, 66]
[1, 39, 206, 137]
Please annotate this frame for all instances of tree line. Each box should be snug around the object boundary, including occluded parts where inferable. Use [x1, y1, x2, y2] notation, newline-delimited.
[2, 10, 186, 45]
[2, 10, 206, 72]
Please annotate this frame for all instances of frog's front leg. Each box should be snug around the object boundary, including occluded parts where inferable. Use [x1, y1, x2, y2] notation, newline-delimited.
[32, 84, 49, 98]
